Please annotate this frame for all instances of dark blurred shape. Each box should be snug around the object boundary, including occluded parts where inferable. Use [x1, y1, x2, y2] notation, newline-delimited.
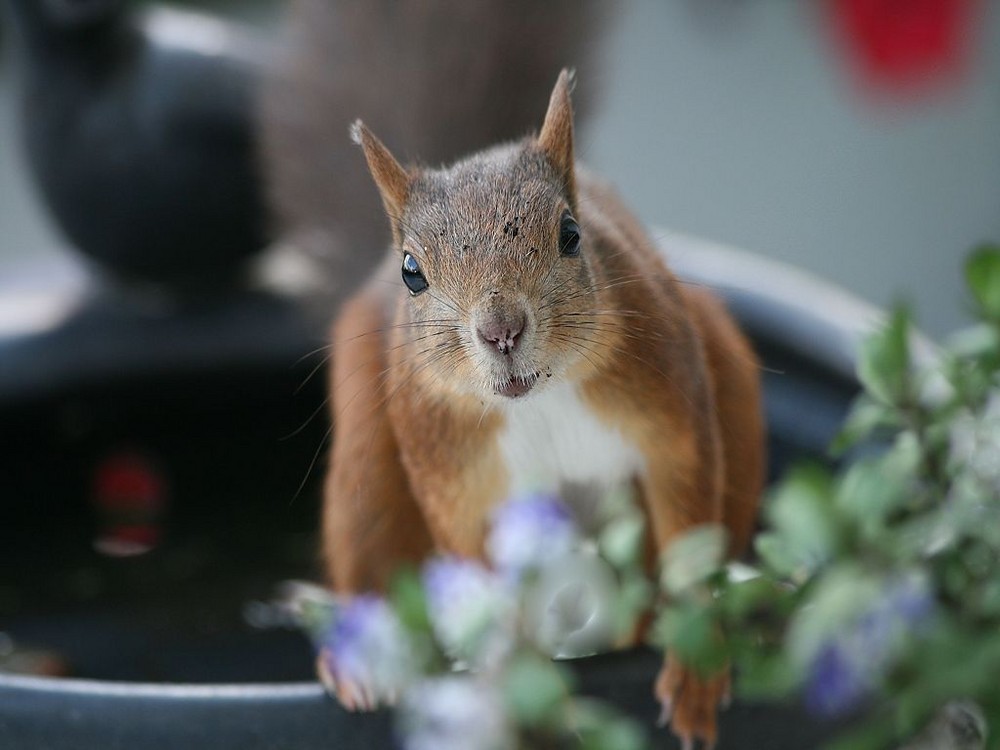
[3, 0, 271, 291]
[827, 0, 980, 96]
[259, 0, 612, 296]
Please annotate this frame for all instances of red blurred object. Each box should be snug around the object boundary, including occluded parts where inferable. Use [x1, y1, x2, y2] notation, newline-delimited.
[93, 451, 166, 512]
[91, 450, 167, 556]
[829, 0, 979, 93]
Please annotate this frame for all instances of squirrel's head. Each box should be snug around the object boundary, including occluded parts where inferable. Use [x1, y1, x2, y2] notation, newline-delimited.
[353, 69, 599, 402]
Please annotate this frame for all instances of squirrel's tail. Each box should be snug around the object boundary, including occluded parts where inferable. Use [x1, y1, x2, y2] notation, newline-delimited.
[257, 0, 610, 295]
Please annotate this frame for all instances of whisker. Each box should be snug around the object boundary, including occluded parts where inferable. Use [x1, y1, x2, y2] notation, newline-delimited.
[291, 423, 332, 505]
[293, 342, 333, 366]
[281, 394, 331, 441]
[294, 352, 333, 395]
[340, 319, 463, 345]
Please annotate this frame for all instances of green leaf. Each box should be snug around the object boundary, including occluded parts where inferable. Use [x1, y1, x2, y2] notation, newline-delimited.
[858, 306, 911, 406]
[599, 512, 645, 569]
[977, 579, 1000, 616]
[786, 564, 880, 669]
[735, 651, 798, 700]
[831, 395, 898, 455]
[965, 243, 1000, 320]
[297, 597, 338, 645]
[612, 573, 652, 641]
[654, 604, 709, 654]
[945, 321, 1000, 359]
[660, 525, 727, 594]
[569, 700, 650, 750]
[653, 604, 726, 674]
[835, 433, 918, 534]
[580, 718, 648, 750]
[834, 458, 889, 526]
[389, 567, 432, 634]
[764, 465, 839, 574]
[754, 533, 801, 578]
[719, 573, 782, 619]
[502, 652, 571, 727]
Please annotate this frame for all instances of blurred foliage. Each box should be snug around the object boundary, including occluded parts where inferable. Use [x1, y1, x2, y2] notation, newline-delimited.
[656, 243, 1000, 749]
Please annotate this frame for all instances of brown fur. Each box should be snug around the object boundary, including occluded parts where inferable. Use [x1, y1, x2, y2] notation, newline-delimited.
[322, 72, 765, 747]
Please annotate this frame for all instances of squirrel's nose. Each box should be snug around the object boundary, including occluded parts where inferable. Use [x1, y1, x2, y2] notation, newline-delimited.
[477, 313, 525, 355]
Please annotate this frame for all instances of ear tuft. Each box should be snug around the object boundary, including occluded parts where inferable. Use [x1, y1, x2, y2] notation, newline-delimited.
[538, 68, 577, 208]
[349, 119, 364, 146]
[562, 68, 578, 95]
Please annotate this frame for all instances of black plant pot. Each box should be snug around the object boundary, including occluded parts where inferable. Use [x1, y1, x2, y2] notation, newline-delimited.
[0, 237, 884, 748]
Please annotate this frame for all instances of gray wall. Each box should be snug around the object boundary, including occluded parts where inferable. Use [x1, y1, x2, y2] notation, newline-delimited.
[583, 2, 1000, 338]
[2, 1, 999, 337]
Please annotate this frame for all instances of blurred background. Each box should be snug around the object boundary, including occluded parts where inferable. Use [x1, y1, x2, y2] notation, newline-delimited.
[2, 0, 999, 337]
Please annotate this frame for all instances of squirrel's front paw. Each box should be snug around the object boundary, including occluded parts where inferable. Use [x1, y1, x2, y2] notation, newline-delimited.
[312, 593, 411, 712]
[655, 652, 730, 750]
[316, 648, 396, 712]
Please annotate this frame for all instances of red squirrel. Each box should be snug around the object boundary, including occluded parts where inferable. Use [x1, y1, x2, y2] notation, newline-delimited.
[322, 70, 765, 747]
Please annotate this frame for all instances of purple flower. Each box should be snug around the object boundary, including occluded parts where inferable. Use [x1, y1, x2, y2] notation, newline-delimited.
[422, 557, 515, 666]
[320, 595, 414, 704]
[856, 575, 934, 665]
[806, 641, 869, 716]
[486, 493, 579, 578]
[805, 574, 934, 718]
[398, 676, 511, 750]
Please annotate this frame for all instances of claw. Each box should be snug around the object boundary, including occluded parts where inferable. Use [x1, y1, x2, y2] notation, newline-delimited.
[345, 680, 364, 711]
[316, 650, 337, 696]
[316, 646, 387, 713]
[361, 682, 376, 711]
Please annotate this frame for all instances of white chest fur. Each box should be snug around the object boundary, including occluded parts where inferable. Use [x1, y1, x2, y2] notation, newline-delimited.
[497, 381, 645, 524]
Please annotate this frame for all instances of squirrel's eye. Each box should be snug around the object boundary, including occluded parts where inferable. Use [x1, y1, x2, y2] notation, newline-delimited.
[559, 212, 581, 257]
[401, 252, 429, 295]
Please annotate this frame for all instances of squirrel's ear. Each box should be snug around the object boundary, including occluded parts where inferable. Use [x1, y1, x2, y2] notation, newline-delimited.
[538, 69, 577, 208]
[351, 120, 411, 241]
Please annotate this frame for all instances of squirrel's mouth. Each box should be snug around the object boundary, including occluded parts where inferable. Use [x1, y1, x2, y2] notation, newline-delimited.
[495, 372, 539, 399]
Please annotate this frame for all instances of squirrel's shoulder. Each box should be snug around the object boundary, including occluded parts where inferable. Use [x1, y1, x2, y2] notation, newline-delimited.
[575, 167, 671, 273]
